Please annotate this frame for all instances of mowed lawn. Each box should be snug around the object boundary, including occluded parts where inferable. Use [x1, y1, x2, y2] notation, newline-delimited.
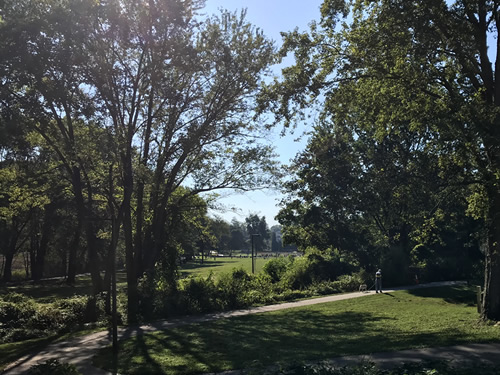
[93, 286, 500, 374]
[179, 256, 271, 278]
[0, 273, 128, 303]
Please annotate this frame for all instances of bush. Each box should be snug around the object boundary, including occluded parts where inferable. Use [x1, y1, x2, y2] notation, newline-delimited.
[216, 268, 254, 310]
[135, 252, 364, 321]
[180, 274, 218, 313]
[280, 248, 358, 290]
[331, 274, 364, 293]
[309, 281, 341, 295]
[281, 256, 314, 290]
[0, 294, 105, 343]
[263, 257, 291, 283]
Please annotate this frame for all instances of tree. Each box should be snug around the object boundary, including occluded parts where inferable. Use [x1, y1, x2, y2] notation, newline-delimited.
[245, 214, 270, 252]
[0, 163, 50, 281]
[0, 0, 107, 291]
[78, 0, 278, 321]
[271, 225, 283, 252]
[277, 117, 483, 283]
[229, 219, 248, 251]
[0, 0, 279, 323]
[209, 217, 231, 252]
[261, 0, 500, 319]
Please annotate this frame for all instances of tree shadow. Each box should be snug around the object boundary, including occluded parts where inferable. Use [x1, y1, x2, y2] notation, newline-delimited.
[95, 307, 471, 374]
[406, 285, 476, 306]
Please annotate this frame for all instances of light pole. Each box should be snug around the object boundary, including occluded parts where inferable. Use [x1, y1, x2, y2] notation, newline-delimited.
[251, 234, 260, 274]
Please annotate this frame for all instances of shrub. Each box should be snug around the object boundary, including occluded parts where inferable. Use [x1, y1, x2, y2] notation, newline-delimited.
[216, 268, 253, 310]
[0, 294, 106, 343]
[281, 256, 314, 290]
[331, 274, 364, 293]
[258, 361, 500, 375]
[262, 257, 291, 283]
[309, 281, 341, 295]
[180, 274, 218, 314]
[276, 289, 310, 301]
[280, 247, 358, 290]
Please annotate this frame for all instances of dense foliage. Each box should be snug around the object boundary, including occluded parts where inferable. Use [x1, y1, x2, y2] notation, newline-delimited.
[0, 0, 279, 323]
[0, 293, 108, 343]
[135, 248, 366, 321]
[260, 0, 500, 319]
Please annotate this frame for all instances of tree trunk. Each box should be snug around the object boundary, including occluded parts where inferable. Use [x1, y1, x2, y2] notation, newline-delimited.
[122, 148, 138, 323]
[482, 186, 500, 320]
[2, 249, 14, 282]
[3, 228, 21, 282]
[67, 219, 81, 284]
[134, 108, 153, 278]
[32, 204, 56, 282]
[86, 221, 103, 294]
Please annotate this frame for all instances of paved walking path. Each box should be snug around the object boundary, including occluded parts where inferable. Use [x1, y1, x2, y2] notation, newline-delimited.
[3, 281, 498, 374]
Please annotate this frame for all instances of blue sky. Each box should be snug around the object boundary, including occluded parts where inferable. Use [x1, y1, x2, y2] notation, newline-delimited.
[203, 0, 324, 227]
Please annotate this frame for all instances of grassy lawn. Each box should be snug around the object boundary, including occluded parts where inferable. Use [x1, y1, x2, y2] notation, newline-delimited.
[93, 286, 500, 375]
[179, 256, 270, 278]
[0, 273, 128, 303]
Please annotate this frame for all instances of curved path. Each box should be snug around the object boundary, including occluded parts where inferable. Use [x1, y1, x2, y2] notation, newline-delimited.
[3, 281, 499, 374]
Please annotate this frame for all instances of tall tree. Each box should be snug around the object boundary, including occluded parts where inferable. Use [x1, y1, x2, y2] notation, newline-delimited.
[261, 0, 500, 320]
[0, 0, 279, 323]
[0, 0, 106, 291]
[209, 217, 231, 252]
[79, 0, 277, 321]
[245, 214, 270, 252]
[229, 219, 248, 250]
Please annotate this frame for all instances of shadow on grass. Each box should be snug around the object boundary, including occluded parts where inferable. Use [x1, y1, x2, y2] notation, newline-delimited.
[0, 272, 128, 302]
[96, 308, 470, 375]
[406, 285, 476, 306]
[0, 336, 58, 372]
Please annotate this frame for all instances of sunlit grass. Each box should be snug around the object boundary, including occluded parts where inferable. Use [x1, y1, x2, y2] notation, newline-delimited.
[94, 286, 500, 375]
[179, 256, 271, 278]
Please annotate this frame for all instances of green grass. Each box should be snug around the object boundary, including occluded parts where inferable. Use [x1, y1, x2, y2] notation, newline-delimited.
[179, 256, 270, 278]
[93, 286, 500, 375]
[0, 273, 128, 303]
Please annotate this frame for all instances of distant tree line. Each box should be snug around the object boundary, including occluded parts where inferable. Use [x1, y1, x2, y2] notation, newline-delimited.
[203, 215, 290, 256]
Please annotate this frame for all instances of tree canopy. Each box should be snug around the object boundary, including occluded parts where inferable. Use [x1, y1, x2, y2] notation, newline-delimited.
[261, 0, 500, 320]
[0, 0, 279, 322]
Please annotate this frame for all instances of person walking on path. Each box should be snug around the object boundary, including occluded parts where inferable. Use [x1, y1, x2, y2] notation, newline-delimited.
[375, 269, 382, 293]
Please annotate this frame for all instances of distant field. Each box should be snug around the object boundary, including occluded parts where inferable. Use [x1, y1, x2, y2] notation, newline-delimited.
[179, 256, 273, 278]
[0, 253, 288, 301]
[0, 256, 279, 301]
